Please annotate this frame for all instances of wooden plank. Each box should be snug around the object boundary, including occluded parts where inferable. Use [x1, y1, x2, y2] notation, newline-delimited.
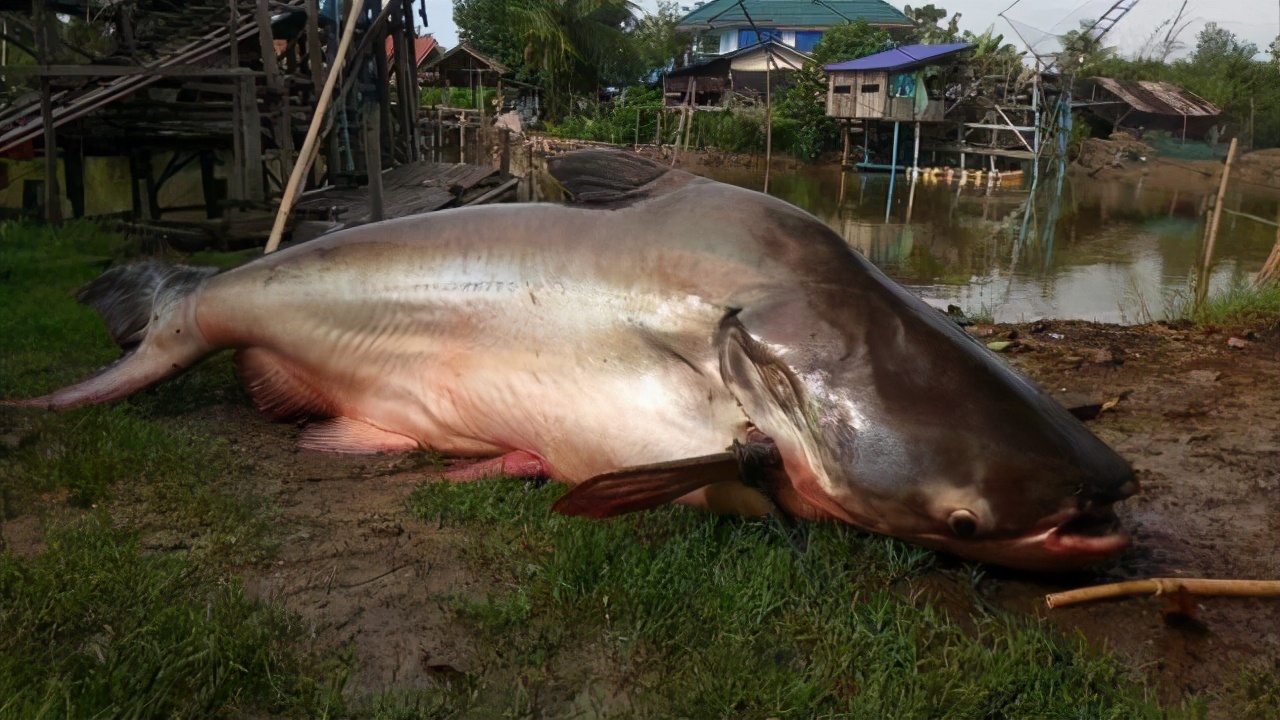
[2, 64, 263, 77]
[461, 176, 519, 206]
[964, 122, 1035, 132]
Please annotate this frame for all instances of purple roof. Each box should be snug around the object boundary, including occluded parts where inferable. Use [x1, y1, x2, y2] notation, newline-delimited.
[824, 42, 972, 72]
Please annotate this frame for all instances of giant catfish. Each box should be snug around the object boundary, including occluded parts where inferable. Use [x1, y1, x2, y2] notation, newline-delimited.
[6, 149, 1138, 571]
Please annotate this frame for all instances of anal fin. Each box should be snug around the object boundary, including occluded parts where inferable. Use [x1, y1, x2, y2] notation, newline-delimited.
[298, 417, 420, 454]
[234, 348, 334, 422]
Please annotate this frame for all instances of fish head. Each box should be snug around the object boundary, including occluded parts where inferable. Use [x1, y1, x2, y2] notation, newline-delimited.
[720, 285, 1138, 573]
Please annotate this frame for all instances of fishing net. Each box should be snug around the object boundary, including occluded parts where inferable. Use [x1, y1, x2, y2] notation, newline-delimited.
[1145, 134, 1228, 160]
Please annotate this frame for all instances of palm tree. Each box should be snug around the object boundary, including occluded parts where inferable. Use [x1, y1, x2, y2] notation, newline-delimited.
[510, 0, 641, 119]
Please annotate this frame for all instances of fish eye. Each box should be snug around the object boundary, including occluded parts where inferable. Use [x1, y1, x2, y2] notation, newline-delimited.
[948, 509, 979, 539]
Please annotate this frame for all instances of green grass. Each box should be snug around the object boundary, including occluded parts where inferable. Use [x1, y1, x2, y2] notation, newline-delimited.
[0, 220, 350, 718]
[1169, 280, 1280, 328]
[405, 479, 1173, 719]
[0, 519, 345, 718]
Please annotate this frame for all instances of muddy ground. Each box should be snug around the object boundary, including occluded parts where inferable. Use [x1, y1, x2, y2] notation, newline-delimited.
[976, 319, 1280, 704]
[6, 318, 1275, 710]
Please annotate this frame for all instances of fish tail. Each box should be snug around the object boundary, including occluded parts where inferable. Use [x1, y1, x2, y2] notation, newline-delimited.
[6, 259, 219, 410]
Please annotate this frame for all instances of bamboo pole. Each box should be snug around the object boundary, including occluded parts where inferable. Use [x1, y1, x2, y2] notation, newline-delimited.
[1196, 137, 1239, 304]
[265, 0, 365, 254]
[1258, 204, 1280, 284]
[1046, 578, 1280, 610]
[763, 54, 772, 193]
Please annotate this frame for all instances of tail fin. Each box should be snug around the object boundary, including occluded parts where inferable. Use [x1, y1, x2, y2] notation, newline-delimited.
[6, 259, 219, 410]
[77, 260, 218, 350]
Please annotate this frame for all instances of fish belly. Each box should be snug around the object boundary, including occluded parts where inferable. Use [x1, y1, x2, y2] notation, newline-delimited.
[197, 247, 749, 483]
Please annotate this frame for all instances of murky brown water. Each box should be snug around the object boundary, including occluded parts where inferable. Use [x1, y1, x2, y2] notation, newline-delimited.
[695, 163, 1279, 324]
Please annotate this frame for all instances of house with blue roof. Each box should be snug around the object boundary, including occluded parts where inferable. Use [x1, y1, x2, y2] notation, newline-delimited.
[825, 42, 971, 123]
[676, 0, 913, 58]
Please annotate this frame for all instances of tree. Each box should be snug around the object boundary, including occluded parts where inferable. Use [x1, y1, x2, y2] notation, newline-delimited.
[629, 1, 689, 77]
[810, 20, 892, 65]
[454, 0, 650, 120]
[902, 4, 960, 45]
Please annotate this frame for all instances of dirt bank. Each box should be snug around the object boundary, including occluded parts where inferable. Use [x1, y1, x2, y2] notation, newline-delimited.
[1075, 133, 1280, 196]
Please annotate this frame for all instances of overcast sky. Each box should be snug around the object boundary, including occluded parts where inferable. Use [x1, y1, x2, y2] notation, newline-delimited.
[417, 0, 1280, 60]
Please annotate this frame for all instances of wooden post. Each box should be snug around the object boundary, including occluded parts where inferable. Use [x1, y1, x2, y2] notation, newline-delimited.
[256, 0, 283, 90]
[265, 0, 366, 253]
[144, 152, 161, 220]
[35, 0, 59, 224]
[65, 141, 85, 219]
[229, 0, 244, 201]
[459, 112, 466, 164]
[1198, 137, 1239, 304]
[241, 75, 265, 202]
[403, 0, 422, 161]
[499, 128, 510, 176]
[364, 103, 384, 221]
[370, 0, 394, 164]
[200, 151, 221, 219]
[436, 106, 443, 161]
[129, 151, 143, 219]
[841, 123, 850, 168]
[306, 0, 324, 98]
[912, 121, 920, 179]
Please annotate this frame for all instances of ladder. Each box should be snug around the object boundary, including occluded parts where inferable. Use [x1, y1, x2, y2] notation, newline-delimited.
[1083, 0, 1142, 43]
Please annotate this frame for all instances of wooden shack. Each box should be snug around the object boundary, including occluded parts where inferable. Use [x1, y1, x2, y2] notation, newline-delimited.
[1076, 77, 1220, 141]
[825, 42, 970, 122]
[420, 43, 508, 101]
[664, 40, 809, 108]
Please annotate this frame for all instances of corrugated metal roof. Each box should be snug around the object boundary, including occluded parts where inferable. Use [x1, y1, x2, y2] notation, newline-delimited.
[666, 40, 810, 77]
[678, 0, 912, 30]
[386, 35, 441, 67]
[1090, 78, 1220, 117]
[824, 42, 971, 72]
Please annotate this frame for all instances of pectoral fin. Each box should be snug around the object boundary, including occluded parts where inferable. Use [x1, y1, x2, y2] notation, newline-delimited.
[552, 452, 741, 519]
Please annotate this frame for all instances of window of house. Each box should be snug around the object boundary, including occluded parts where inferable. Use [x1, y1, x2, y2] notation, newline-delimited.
[834, 85, 852, 94]
[860, 83, 880, 94]
[795, 31, 823, 53]
[738, 28, 782, 48]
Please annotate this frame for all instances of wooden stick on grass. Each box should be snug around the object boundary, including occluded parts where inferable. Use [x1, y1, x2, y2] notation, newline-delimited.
[1046, 578, 1280, 610]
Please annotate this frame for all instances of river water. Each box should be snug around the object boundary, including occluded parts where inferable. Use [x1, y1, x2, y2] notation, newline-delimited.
[690, 163, 1279, 324]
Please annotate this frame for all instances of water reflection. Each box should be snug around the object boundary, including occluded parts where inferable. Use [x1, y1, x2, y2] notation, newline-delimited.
[698, 163, 1278, 324]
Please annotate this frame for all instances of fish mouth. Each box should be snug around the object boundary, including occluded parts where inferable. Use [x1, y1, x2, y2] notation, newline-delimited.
[1040, 504, 1130, 559]
[911, 504, 1130, 572]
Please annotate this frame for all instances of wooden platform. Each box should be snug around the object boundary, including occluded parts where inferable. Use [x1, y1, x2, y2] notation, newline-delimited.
[295, 161, 500, 225]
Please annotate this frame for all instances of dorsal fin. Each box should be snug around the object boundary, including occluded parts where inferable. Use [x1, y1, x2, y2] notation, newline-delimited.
[546, 149, 698, 206]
